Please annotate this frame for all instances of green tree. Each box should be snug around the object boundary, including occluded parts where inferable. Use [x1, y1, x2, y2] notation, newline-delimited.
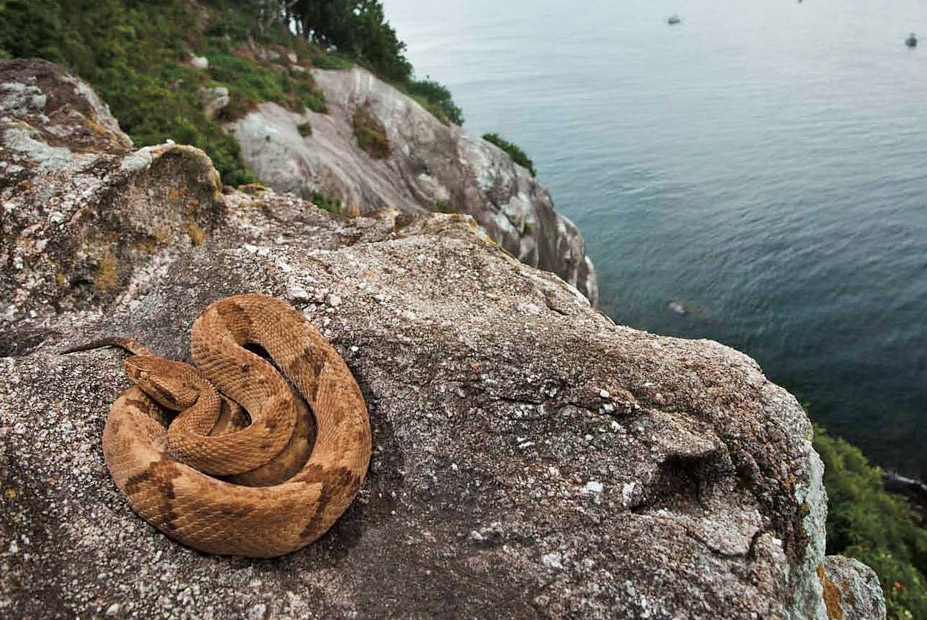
[405, 78, 463, 125]
[289, 0, 411, 81]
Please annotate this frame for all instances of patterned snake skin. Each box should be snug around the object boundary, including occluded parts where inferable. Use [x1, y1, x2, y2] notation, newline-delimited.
[67, 294, 371, 557]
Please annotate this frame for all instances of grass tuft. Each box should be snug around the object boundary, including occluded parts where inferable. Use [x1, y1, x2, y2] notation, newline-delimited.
[352, 106, 389, 159]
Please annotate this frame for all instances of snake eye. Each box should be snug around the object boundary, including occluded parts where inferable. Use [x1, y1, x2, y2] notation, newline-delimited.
[139, 370, 150, 380]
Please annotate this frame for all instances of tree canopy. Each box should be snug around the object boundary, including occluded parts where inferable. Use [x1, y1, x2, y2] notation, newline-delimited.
[288, 0, 412, 82]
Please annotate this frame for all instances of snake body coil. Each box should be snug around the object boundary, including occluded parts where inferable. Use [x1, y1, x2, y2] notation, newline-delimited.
[87, 294, 371, 557]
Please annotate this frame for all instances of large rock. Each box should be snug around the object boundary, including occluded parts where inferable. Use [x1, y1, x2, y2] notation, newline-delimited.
[227, 66, 598, 305]
[200, 86, 229, 120]
[819, 556, 887, 620]
[0, 59, 881, 620]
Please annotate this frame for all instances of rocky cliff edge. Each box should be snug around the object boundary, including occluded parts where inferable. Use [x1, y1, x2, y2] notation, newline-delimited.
[228, 65, 598, 305]
[0, 60, 883, 620]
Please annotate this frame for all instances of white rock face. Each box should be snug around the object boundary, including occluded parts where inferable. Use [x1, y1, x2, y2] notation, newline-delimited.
[228, 67, 598, 304]
[189, 55, 209, 70]
[199, 86, 229, 120]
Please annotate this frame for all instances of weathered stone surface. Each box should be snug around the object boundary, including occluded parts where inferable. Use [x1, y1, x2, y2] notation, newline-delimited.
[199, 86, 229, 120]
[0, 58, 876, 620]
[227, 66, 598, 305]
[188, 55, 209, 70]
[0, 58, 129, 157]
[820, 556, 887, 620]
[0, 60, 223, 342]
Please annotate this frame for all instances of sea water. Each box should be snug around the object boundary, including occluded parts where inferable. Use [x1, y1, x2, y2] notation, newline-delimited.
[385, 0, 927, 475]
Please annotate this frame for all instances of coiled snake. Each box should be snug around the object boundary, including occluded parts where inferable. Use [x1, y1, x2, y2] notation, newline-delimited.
[65, 294, 371, 557]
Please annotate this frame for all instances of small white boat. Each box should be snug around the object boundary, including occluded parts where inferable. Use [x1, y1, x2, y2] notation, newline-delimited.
[667, 15, 682, 25]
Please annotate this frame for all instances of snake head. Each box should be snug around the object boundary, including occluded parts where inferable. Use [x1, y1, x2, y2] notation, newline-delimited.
[125, 356, 203, 411]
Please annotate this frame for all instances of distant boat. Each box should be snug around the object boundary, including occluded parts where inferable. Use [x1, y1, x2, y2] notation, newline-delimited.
[667, 15, 682, 25]
[905, 33, 918, 47]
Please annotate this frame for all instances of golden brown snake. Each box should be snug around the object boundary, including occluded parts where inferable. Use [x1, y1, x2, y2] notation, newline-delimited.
[65, 294, 371, 557]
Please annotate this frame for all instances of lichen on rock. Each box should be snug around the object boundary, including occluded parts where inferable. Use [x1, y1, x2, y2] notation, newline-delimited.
[820, 556, 887, 620]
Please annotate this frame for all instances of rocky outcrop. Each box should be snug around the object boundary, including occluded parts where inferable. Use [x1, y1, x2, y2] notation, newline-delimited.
[227, 66, 598, 305]
[0, 60, 881, 620]
[200, 86, 229, 120]
[819, 556, 887, 620]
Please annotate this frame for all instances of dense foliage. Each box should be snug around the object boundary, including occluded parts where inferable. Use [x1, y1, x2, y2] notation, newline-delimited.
[284, 0, 462, 124]
[287, 0, 409, 82]
[815, 426, 927, 619]
[403, 78, 463, 125]
[483, 132, 536, 176]
[0, 0, 463, 185]
[0, 0, 323, 184]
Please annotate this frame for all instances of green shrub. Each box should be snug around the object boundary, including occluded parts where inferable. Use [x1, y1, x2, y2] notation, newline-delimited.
[297, 122, 312, 138]
[0, 0, 249, 184]
[309, 52, 353, 70]
[403, 78, 463, 125]
[814, 426, 927, 619]
[0, 0, 333, 186]
[482, 132, 537, 176]
[310, 190, 344, 215]
[352, 106, 389, 159]
[207, 49, 326, 119]
[0, 0, 460, 182]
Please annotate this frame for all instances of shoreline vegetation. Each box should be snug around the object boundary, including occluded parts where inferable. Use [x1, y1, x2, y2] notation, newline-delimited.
[815, 426, 927, 619]
[1, 1, 922, 617]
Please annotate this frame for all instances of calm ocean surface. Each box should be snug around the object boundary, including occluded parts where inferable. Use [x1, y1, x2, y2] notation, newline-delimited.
[384, 0, 927, 474]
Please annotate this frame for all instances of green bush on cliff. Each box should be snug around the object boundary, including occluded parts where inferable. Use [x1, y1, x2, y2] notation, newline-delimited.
[483, 133, 537, 176]
[287, 0, 410, 82]
[205, 50, 327, 117]
[0, 0, 463, 185]
[814, 426, 927, 619]
[0, 0, 252, 183]
[352, 106, 389, 159]
[243, 0, 464, 125]
[0, 0, 270, 184]
[403, 78, 464, 125]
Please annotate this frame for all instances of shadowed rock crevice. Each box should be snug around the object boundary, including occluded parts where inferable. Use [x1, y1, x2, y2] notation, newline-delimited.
[0, 327, 58, 357]
[636, 451, 730, 513]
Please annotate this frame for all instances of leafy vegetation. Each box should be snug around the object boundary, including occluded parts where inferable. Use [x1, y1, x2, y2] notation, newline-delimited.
[482, 132, 537, 176]
[287, 0, 410, 82]
[204, 49, 327, 118]
[352, 106, 389, 159]
[815, 426, 927, 619]
[0, 0, 463, 186]
[403, 78, 464, 125]
[0, 0, 331, 185]
[309, 190, 344, 215]
[283, 0, 463, 125]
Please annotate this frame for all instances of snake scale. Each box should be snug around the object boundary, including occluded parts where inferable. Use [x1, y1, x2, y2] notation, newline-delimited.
[66, 294, 371, 557]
